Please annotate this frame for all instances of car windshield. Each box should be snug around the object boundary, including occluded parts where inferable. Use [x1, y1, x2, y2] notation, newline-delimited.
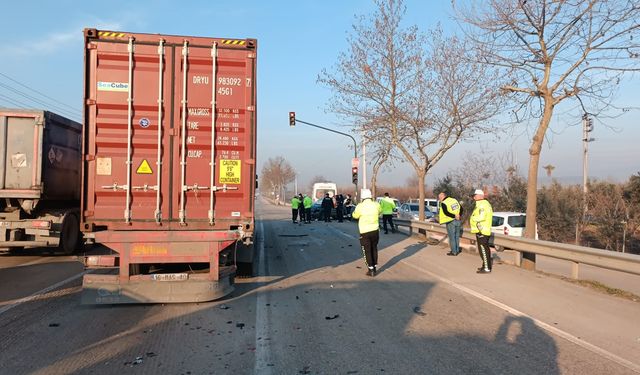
[409, 204, 419, 212]
[508, 215, 526, 228]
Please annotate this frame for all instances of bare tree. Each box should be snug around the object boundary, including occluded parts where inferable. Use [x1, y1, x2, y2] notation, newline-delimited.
[260, 156, 296, 202]
[320, 0, 502, 220]
[455, 1, 640, 248]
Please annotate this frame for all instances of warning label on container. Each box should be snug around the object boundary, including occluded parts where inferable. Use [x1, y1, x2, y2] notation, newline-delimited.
[136, 159, 153, 174]
[219, 159, 241, 184]
[97, 81, 129, 92]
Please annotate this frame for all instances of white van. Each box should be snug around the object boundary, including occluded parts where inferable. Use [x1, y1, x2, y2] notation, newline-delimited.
[312, 182, 337, 202]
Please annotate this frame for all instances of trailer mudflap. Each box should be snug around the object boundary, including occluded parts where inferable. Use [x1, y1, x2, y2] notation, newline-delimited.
[81, 266, 235, 304]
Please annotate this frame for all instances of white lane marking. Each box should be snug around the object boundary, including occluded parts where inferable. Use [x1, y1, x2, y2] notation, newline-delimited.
[401, 261, 640, 373]
[254, 219, 273, 374]
[327, 224, 358, 241]
[0, 271, 87, 317]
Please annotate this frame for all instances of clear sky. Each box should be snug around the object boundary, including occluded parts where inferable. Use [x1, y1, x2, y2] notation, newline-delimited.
[0, 0, 637, 191]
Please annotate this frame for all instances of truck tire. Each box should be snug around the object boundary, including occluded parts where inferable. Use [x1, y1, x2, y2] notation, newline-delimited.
[60, 213, 80, 255]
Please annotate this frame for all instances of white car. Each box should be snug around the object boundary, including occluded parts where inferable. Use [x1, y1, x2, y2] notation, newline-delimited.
[490, 212, 538, 251]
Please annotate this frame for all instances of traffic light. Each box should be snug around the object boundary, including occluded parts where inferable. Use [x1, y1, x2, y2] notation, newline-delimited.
[289, 112, 296, 127]
[352, 166, 358, 184]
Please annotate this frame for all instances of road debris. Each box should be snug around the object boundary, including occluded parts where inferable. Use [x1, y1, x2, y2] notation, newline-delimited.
[325, 314, 340, 320]
[48, 323, 60, 327]
[236, 323, 245, 329]
[219, 304, 230, 310]
[413, 307, 426, 316]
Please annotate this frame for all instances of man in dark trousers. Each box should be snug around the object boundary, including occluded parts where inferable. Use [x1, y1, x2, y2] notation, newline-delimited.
[439, 191, 463, 256]
[470, 189, 493, 274]
[335, 194, 345, 222]
[352, 189, 382, 276]
[321, 193, 334, 222]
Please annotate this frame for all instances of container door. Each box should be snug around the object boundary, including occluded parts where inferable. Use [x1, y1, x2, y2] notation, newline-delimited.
[172, 43, 255, 226]
[0, 115, 38, 190]
[87, 38, 172, 223]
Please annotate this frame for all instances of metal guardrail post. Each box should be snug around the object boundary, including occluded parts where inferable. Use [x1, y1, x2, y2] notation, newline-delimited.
[571, 262, 580, 279]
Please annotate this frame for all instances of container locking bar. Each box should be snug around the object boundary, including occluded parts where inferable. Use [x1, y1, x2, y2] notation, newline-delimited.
[179, 40, 189, 224]
[209, 42, 218, 225]
[155, 39, 165, 223]
[125, 37, 135, 223]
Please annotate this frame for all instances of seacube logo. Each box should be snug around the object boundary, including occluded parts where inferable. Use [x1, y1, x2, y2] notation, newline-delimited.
[97, 81, 129, 92]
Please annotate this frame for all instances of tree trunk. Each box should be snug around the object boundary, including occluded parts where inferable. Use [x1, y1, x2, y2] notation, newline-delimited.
[417, 170, 427, 221]
[370, 154, 386, 199]
[524, 96, 555, 269]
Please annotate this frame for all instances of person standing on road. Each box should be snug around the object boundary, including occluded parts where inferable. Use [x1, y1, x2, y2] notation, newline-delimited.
[297, 194, 305, 225]
[321, 193, 334, 222]
[470, 189, 493, 274]
[335, 194, 345, 222]
[380, 193, 396, 234]
[352, 189, 382, 276]
[344, 194, 353, 221]
[303, 194, 313, 224]
[439, 192, 463, 256]
[291, 195, 301, 224]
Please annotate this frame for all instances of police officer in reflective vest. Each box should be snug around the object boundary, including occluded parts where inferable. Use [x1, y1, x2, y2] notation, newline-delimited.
[380, 193, 396, 234]
[439, 192, 463, 256]
[352, 189, 382, 276]
[303, 194, 313, 224]
[291, 195, 301, 224]
[470, 189, 493, 274]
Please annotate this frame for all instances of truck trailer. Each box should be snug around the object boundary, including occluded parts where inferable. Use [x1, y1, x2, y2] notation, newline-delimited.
[0, 109, 82, 254]
[80, 28, 257, 304]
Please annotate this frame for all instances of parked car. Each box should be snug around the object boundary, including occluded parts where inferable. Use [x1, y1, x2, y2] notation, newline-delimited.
[310, 199, 336, 220]
[490, 212, 538, 251]
[397, 203, 435, 221]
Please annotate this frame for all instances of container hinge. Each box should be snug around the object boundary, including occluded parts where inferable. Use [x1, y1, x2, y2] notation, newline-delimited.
[85, 155, 95, 161]
[247, 106, 255, 112]
[101, 183, 128, 191]
[86, 42, 98, 50]
[86, 99, 96, 106]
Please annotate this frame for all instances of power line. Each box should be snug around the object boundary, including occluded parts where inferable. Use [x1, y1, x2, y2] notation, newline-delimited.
[0, 82, 80, 120]
[0, 72, 80, 114]
[0, 93, 30, 109]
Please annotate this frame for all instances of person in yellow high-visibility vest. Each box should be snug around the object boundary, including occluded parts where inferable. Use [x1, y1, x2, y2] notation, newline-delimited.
[291, 195, 301, 224]
[438, 192, 463, 256]
[352, 189, 382, 277]
[303, 194, 313, 224]
[380, 192, 397, 234]
[470, 189, 493, 274]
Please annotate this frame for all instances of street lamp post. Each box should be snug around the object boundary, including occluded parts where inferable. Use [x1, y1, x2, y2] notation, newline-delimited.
[289, 115, 359, 201]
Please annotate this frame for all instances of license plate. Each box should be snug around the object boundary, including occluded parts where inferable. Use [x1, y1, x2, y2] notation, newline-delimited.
[152, 273, 188, 281]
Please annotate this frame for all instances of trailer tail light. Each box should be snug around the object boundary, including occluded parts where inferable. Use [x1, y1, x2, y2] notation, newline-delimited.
[32, 221, 51, 229]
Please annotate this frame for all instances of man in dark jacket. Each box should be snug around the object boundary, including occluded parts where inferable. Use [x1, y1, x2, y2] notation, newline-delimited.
[321, 193, 334, 222]
[335, 194, 345, 222]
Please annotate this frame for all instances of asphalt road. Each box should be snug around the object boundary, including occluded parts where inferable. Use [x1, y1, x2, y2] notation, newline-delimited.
[0, 199, 639, 374]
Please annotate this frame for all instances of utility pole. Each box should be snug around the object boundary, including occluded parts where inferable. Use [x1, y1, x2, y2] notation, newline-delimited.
[582, 113, 595, 213]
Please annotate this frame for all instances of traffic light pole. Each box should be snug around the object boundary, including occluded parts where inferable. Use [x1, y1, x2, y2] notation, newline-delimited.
[291, 118, 359, 201]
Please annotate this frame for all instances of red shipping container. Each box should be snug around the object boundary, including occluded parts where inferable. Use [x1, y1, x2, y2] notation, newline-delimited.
[80, 28, 257, 304]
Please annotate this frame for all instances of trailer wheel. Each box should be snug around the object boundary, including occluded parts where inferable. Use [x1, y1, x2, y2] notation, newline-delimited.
[60, 214, 80, 255]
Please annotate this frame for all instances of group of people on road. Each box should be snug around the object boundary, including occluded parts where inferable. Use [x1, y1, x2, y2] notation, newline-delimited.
[350, 187, 494, 277]
[438, 189, 494, 274]
[287, 186, 494, 277]
[290, 192, 355, 224]
[290, 193, 313, 224]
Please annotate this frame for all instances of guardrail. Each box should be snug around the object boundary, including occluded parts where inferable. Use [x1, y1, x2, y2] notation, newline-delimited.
[394, 219, 640, 278]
